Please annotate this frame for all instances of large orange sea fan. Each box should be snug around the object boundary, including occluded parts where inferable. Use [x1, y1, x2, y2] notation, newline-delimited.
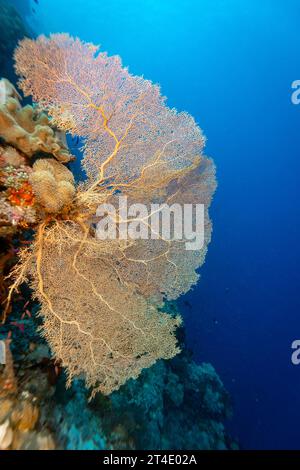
[11, 34, 217, 396]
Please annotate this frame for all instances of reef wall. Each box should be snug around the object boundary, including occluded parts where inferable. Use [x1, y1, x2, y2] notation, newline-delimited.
[0, 301, 236, 450]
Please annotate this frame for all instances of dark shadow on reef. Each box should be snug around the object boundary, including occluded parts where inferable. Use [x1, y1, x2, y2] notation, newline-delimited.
[0, 0, 33, 82]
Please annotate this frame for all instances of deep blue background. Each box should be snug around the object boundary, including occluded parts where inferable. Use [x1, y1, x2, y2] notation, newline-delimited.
[11, 0, 300, 449]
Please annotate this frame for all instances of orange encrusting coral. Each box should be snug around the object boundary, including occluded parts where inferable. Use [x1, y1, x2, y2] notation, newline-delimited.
[8, 181, 35, 207]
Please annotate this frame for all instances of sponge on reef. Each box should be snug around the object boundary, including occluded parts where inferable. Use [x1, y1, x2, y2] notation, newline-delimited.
[30, 158, 75, 213]
[0, 78, 74, 163]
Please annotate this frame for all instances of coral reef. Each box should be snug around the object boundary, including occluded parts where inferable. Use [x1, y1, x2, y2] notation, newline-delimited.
[109, 359, 231, 450]
[0, 77, 75, 234]
[53, 356, 232, 450]
[0, 149, 36, 234]
[30, 159, 75, 213]
[0, 26, 235, 453]
[0, 338, 55, 450]
[0, 303, 236, 450]
[8, 34, 217, 396]
[0, 138, 36, 319]
[0, 78, 74, 162]
[0, 78, 75, 321]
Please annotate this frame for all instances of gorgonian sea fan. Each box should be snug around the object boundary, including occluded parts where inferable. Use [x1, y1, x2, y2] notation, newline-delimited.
[12, 34, 217, 396]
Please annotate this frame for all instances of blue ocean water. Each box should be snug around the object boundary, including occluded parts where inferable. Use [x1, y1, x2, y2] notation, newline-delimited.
[12, 0, 300, 449]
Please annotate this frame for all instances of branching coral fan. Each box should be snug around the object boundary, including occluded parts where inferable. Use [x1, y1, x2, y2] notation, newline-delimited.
[7, 33, 216, 397]
[0, 78, 74, 163]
